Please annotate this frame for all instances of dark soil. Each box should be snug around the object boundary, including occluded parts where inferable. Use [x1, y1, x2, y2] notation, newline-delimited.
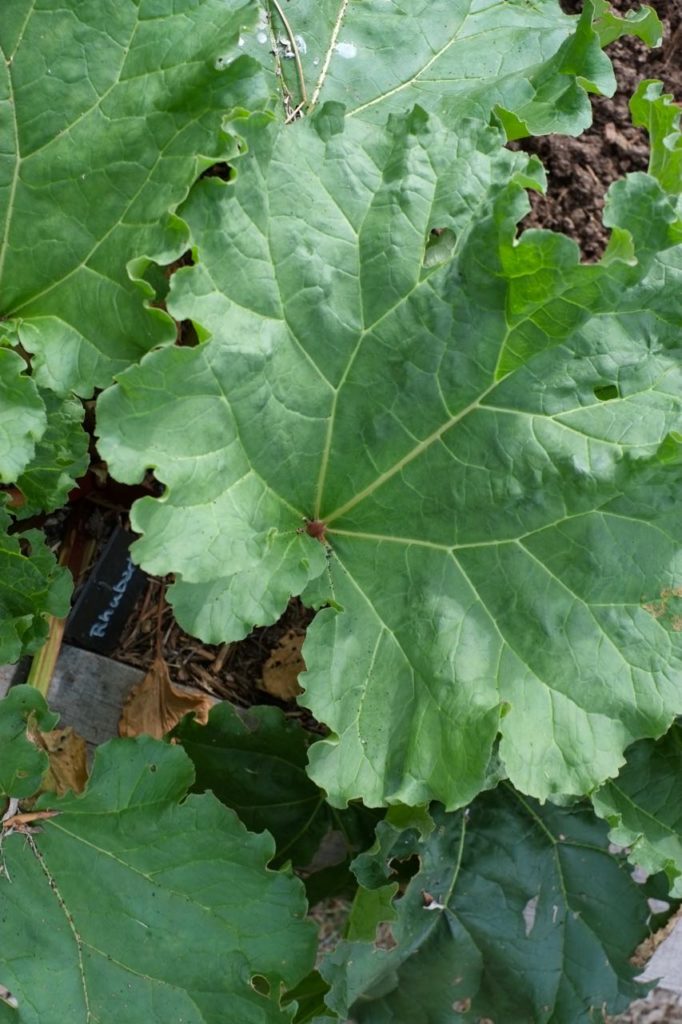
[516, 0, 682, 260]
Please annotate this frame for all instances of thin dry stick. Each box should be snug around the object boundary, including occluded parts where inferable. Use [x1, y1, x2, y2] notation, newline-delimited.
[285, 101, 306, 125]
[120, 579, 155, 652]
[270, 0, 307, 111]
[154, 582, 165, 661]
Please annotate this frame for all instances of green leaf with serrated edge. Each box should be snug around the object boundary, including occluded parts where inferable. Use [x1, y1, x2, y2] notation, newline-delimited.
[243, 0, 658, 138]
[0, 0, 268, 399]
[0, 512, 71, 663]
[592, 725, 682, 898]
[168, 544, 327, 644]
[0, 736, 315, 1024]
[97, 336, 329, 634]
[98, 105, 682, 811]
[14, 392, 89, 518]
[494, 0, 660, 141]
[0, 685, 58, 798]
[0, 347, 45, 481]
[631, 79, 682, 199]
[174, 702, 379, 868]
[321, 790, 656, 1024]
[592, 0, 661, 46]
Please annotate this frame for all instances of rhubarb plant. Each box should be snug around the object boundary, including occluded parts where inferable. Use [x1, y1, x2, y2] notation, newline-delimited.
[99, 92, 682, 810]
[2, 1, 682, 1021]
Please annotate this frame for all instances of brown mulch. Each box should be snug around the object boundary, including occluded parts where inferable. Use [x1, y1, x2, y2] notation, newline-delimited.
[611, 992, 682, 1023]
[114, 579, 317, 725]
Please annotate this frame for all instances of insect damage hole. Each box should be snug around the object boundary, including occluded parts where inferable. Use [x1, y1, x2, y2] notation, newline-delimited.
[249, 974, 271, 996]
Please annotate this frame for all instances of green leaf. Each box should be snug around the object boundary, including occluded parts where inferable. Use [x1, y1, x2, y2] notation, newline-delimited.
[282, 972, 336, 1024]
[14, 392, 89, 518]
[0, 347, 45, 481]
[321, 789, 656, 1023]
[0, 736, 316, 1023]
[244, 0, 658, 137]
[592, 0, 662, 47]
[99, 104, 682, 810]
[345, 883, 398, 943]
[0, 685, 58, 798]
[0, 0, 266, 398]
[593, 724, 682, 898]
[631, 79, 682, 199]
[174, 702, 378, 868]
[0, 511, 71, 663]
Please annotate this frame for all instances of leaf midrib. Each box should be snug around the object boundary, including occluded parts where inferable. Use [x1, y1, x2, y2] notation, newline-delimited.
[0, 49, 22, 287]
[323, 376, 501, 523]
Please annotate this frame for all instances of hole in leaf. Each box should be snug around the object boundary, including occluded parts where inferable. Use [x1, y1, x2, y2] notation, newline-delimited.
[176, 320, 200, 348]
[374, 922, 397, 951]
[424, 227, 456, 268]
[201, 162, 232, 181]
[389, 853, 420, 889]
[250, 975, 271, 996]
[593, 384, 619, 402]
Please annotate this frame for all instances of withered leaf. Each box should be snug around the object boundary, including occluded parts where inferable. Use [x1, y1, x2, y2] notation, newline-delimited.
[119, 655, 214, 739]
[37, 727, 88, 796]
[260, 630, 305, 701]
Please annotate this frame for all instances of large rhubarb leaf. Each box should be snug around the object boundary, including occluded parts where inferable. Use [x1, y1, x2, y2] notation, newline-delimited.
[0, 733, 316, 1024]
[0, 511, 71, 663]
[0, 0, 266, 397]
[98, 99, 682, 810]
[175, 702, 379, 868]
[320, 789, 657, 1023]
[593, 725, 682, 898]
[0, 685, 57, 798]
[242, 0, 660, 135]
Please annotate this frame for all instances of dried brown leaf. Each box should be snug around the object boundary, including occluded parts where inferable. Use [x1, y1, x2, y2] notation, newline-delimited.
[260, 629, 305, 700]
[38, 727, 88, 796]
[119, 654, 214, 739]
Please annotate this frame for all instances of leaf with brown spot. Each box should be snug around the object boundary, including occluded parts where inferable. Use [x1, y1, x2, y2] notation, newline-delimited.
[260, 630, 305, 701]
[322, 789, 658, 1021]
[119, 655, 214, 739]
